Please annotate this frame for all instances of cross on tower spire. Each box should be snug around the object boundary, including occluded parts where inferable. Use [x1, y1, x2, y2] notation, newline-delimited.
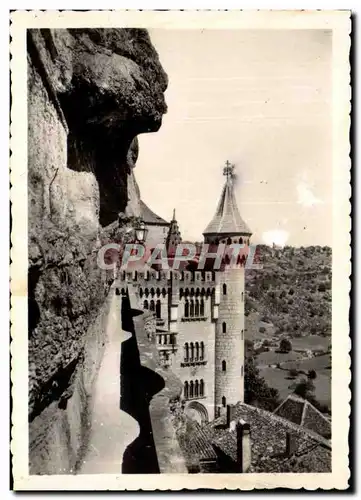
[223, 160, 235, 181]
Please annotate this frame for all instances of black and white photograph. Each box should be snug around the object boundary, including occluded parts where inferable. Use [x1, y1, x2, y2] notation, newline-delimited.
[10, 10, 350, 491]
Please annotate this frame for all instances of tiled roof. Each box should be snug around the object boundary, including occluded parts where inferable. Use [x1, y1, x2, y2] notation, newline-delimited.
[274, 394, 332, 439]
[188, 402, 331, 473]
[176, 419, 217, 465]
[140, 200, 169, 226]
[203, 178, 251, 236]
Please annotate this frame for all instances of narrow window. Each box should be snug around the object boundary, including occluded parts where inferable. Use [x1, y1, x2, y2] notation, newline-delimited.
[139, 288, 143, 298]
[184, 343, 189, 361]
[200, 342, 204, 361]
[241, 329, 244, 340]
[222, 360, 227, 372]
[150, 299, 155, 312]
[195, 342, 199, 361]
[222, 396, 226, 407]
[195, 299, 200, 317]
[241, 365, 244, 377]
[156, 300, 161, 319]
[222, 322, 227, 333]
[150, 288, 155, 297]
[200, 298, 205, 316]
[200, 379, 204, 397]
[143, 300, 149, 310]
[145, 288, 149, 297]
[184, 381, 189, 399]
[184, 299, 189, 318]
[239, 237, 243, 244]
[195, 380, 199, 397]
[241, 292, 244, 301]
[227, 237, 232, 245]
[223, 283, 227, 295]
[190, 300, 195, 317]
[190, 381, 194, 398]
[190, 342, 194, 361]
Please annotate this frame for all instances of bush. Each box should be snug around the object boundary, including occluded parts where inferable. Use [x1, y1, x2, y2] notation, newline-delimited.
[294, 378, 315, 399]
[259, 326, 266, 333]
[289, 368, 298, 379]
[279, 338, 292, 353]
[308, 369, 317, 379]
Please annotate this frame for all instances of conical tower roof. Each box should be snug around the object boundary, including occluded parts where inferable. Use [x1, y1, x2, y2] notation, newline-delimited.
[203, 162, 252, 236]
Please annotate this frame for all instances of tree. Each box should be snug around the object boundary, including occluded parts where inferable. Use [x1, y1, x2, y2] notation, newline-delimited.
[308, 369, 317, 380]
[288, 368, 298, 379]
[279, 338, 292, 353]
[294, 378, 315, 399]
[244, 358, 280, 411]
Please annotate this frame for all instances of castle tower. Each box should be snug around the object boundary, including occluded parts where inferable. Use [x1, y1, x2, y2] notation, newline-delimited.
[166, 208, 182, 253]
[203, 161, 252, 414]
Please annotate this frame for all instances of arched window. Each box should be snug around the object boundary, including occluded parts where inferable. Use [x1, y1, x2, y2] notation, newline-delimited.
[222, 396, 226, 407]
[190, 300, 195, 317]
[184, 381, 189, 399]
[239, 237, 243, 244]
[162, 288, 167, 297]
[195, 380, 199, 397]
[222, 360, 227, 372]
[195, 299, 200, 317]
[150, 288, 155, 297]
[195, 342, 199, 361]
[227, 237, 232, 245]
[200, 379, 204, 397]
[223, 283, 227, 295]
[156, 288, 160, 297]
[190, 381, 194, 398]
[184, 343, 189, 361]
[190, 342, 194, 361]
[139, 288, 143, 298]
[145, 288, 149, 297]
[241, 329, 244, 340]
[143, 300, 149, 310]
[200, 342, 204, 361]
[150, 300, 155, 312]
[222, 322, 227, 333]
[200, 298, 205, 316]
[156, 300, 161, 319]
[184, 299, 189, 317]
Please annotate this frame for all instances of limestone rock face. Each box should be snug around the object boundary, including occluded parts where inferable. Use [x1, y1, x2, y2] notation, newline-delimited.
[28, 28, 167, 472]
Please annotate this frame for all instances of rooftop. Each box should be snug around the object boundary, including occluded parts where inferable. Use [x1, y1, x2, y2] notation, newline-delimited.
[140, 199, 169, 226]
[179, 402, 331, 473]
[273, 393, 331, 439]
[203, 170, 251, 236]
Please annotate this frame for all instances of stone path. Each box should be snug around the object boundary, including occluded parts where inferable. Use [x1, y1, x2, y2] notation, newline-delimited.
[79, 286, 139, 474]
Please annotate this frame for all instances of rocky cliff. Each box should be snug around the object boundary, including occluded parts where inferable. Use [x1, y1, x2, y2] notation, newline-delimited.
[28, 28, 167, 473]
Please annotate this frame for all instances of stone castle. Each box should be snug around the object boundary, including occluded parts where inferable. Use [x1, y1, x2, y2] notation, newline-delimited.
[120, 163, 252, 423]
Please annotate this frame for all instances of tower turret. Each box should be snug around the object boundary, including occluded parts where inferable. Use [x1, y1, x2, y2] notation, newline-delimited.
[204, 161, 252, 414]
[166, 208, 182, 252]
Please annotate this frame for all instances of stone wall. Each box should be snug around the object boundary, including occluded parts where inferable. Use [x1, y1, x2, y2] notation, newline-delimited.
[28, 28, 167, 473]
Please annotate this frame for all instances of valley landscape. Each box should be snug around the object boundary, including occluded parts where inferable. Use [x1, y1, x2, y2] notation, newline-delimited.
[245, 244, 332, 413]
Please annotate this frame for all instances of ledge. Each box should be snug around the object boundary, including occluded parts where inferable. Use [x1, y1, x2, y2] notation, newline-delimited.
[181, 316, 208, 322]
[128, 285, 187, 474]
[181, 360, 207, 367]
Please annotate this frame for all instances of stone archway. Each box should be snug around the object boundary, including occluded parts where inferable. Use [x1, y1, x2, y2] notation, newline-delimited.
[185, 401, 209, 425]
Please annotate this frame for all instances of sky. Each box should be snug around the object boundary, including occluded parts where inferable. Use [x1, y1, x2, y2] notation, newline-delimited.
[135, 29, 332, 246]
